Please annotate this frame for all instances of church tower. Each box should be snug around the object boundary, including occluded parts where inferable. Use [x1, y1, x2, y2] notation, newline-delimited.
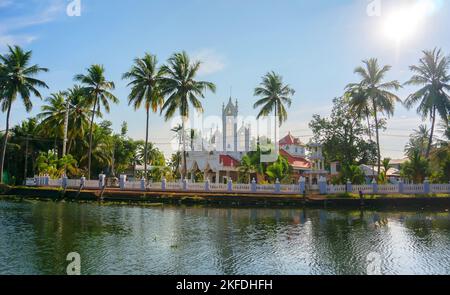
[222, 97, 238, 152]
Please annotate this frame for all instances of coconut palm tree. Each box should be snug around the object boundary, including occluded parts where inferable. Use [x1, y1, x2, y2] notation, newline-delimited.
[253, 71, 295, 151]
[37, 87, 93, 155]
[404, 125, 430, 158]
[344, 85, 373, 141]
[160, 51, 216, 178]
[0, 45, 48, 183]
[346, 59, 402, 179]
[74, 65, 118, 179]
[65, 85, 94, 154]
[122, 53, 165, 177]
[137, 141, 161, 168]
[238, 154, 255, 183]
[404, 48, 450, 159]
[36, 92, 67, 140]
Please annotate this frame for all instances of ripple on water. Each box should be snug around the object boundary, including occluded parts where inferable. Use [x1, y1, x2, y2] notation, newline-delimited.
[1, 200, 450, 274]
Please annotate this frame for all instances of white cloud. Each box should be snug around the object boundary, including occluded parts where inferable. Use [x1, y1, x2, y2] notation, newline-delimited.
[0, 0, 64, 51]
[191, 49, 226, 76]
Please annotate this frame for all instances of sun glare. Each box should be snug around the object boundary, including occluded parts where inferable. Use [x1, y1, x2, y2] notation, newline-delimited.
[383, 0, 438, 44]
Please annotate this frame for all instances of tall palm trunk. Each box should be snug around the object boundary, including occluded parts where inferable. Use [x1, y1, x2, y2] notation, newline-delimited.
[274, 102, 277, 152]
[372, 98, 381, 181]
[87, 97, 98, 180]
[144, 106, 150, 178]
[0, 102, 12, 184]
[181, 120, 187, 180]
[365, 108, 372, 141]
[426, 106, 436, 159]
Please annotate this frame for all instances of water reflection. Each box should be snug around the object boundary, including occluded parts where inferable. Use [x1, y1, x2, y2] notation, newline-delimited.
[1, 200, 450, 274]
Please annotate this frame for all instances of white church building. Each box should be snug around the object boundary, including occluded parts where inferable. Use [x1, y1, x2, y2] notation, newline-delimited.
[184, 97, 328, 184]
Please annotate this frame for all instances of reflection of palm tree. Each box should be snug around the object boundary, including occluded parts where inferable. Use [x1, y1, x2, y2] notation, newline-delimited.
[346, 59, 402, 179]
[123, 53, 165, 177]
[404, 48, 450, 159]
[75, 64, 118, 179]
[0, 45, 48, 183]
[160, 51, 216, 178]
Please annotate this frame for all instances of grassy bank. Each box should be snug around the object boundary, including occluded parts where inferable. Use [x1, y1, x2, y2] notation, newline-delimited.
[1, 186, 449, 210]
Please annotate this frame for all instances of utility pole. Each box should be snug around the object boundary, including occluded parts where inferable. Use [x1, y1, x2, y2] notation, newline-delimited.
[62, 98, 70, 157]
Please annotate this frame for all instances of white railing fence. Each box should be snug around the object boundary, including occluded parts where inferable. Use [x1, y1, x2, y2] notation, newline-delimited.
[28, 176, 450, 195]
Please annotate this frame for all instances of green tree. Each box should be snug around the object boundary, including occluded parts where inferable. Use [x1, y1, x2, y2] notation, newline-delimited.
[309, 97, 377, 169]
[75, 64, 118, 179]
[340, 165, 365, 185]
[265, 155, 292, 183]
[36, 150, 79, 178]
[160, 51, 216, 177]
[401, 150, 430, 183]
[253, 71, 295, 151]
[238, 154, 255, 183]
[0, 45, 49, 183]
[122, 53, 165, 177]
[404, 125, 430, 158]
[404, 48, 450, 159]
[346, 58, 402, 179]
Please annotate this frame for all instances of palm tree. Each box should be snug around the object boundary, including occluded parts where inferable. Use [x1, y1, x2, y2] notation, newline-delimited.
[74, 65, 118, 179]
[238, 154, 255, 183]
[345, 85, 373, 141]
[65, 86, 93, 154]
[404, 125, 430, 157]
[346, 59, 402, 179]
[37, 92, 67, 140]
[253, 71, 295, 152]
[137, 142, 160, 168]
[160, 51, 216, 178]
[404, 48, 450, 159]
[265, 155, 292, 183]
[0, 45, 48, 183]
[401, 150, 430, 183]
[122, 53, 165, 177]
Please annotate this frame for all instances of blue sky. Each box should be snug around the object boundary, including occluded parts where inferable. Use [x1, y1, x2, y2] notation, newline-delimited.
[1, 0, 449, 158]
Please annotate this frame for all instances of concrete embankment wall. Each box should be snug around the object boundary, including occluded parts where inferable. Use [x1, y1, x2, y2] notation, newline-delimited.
[2, 186, 450, 210]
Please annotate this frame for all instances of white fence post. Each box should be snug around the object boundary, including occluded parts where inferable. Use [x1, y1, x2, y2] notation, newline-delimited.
[205, 178, 210, 191]
[424, 178, 430, 194]
[319, 176, 327, 194]
[346, 180, 352, 193]
[299, 177, 306, 194]
[140, 176, 146, 191]
[119, 174, 126, 190]
[372, 178, 378, 194]
[161, 178, 166, 191]
[275, 179, 281, 193]
[227, 179, 233, 192]
[45, 174, 50, 186]
[62, 175, 68, 189]
[398, 179, 404, 194]
[183, 178, 188, 191]
[99, 174, 106, 189]
[251, 178, 257, 192]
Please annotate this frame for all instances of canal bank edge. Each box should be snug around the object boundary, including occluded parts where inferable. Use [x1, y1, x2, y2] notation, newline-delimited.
[1, 185, 450, 210]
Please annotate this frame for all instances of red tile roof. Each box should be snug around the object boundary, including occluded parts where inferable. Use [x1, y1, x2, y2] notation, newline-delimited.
[279, 132, 302, 146]
[220, 154, 240, 167]
[280, 149, 311, 170]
